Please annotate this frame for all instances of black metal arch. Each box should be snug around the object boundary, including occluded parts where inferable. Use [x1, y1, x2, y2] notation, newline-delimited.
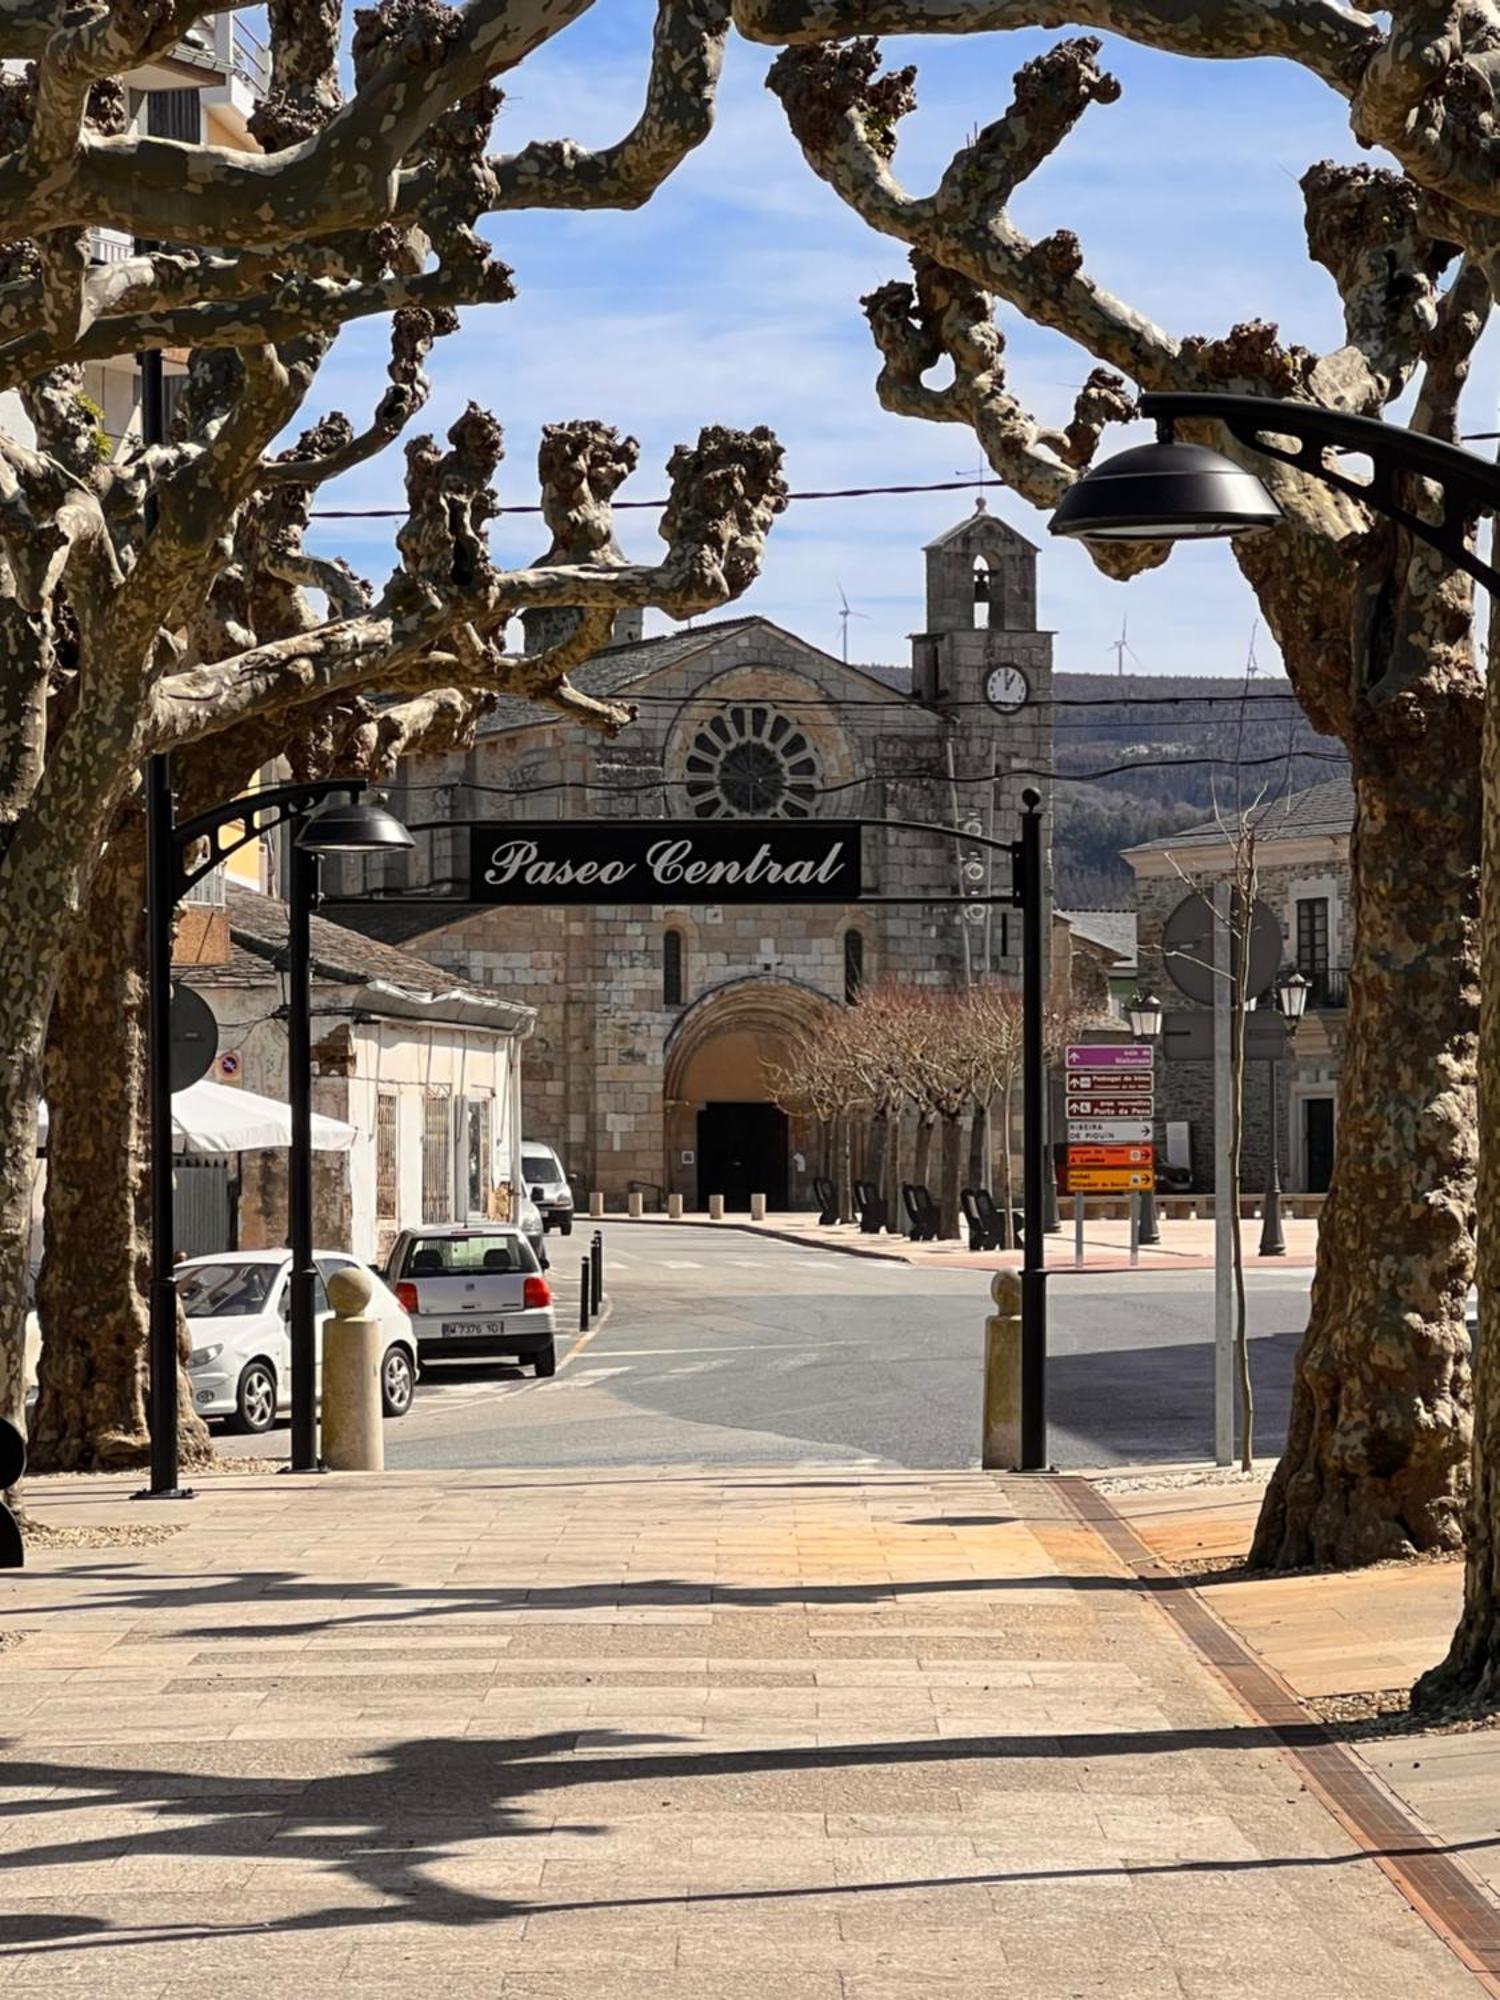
[170, 779, 366, 897]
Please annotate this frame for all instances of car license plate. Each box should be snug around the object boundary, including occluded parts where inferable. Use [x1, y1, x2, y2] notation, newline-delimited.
[440, 1319, 504, 1337]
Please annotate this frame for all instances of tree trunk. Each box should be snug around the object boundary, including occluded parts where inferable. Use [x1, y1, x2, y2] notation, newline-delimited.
[29, 822, 210, 1472]
[1415, 595, 1500, 1710]
[938, 1112, 962, 1239]
[839, 1115, 855, 1224]
[886, 1106, 905, 1235]
[997, 1077, 1016, 1248]
[912, 1114, 934, 1201]
[1250, 747, 1478, 1568]
[967, 1099, 988, 1191]
[867, 1110, 889, 1229]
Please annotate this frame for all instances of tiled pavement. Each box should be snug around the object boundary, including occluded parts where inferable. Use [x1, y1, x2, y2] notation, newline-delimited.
[1114, 1478, 1500, 1909]
[0, 1466, 1488, 1998]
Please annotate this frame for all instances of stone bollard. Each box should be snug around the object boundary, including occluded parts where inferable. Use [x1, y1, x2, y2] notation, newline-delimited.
[322, 1266, 385, 1473]
[708, 1194, 725, 1220]
[628, 1190, 644, 1219]
[750, 1192, 767, 1221]
[590, 1191, 604, 1219]
[981, 1270, 1023, 1471]
[667, 1192, 684, 1219]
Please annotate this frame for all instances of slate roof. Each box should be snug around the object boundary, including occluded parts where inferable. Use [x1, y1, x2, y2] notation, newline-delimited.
[1059, 909, 1138, 964]
[1123, 774, 1355, 857]
[185, 886, 530, 1028]
[478, 615, 919, 734]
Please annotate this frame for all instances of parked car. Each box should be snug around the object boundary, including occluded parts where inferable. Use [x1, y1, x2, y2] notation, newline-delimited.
[176, 1250, 418, 1435]
[522, 1141, 575, 1235]
[384, 1224, 557, 1375]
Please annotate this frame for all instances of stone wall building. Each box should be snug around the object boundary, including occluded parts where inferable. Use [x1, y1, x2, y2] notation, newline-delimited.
[330, 505, 1058, 1209]
[1123, 776, 1353, 1194]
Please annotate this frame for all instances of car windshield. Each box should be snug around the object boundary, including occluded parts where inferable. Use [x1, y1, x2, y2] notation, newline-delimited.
[522, 1152, 558, 1182]
[401, 1234, 536, 1277]
[175, 1262, 279, 1317]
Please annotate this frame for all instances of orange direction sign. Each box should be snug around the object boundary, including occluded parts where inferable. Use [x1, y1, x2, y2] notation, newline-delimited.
[1067, 1145, 1154, 1169]
[1068, 1167, 1154, 1191]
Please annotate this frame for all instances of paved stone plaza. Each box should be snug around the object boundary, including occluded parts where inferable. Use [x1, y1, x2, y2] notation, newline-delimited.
[1, 1466, 1486, 1998]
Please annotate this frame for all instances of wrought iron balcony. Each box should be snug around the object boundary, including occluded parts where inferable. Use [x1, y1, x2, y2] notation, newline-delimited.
[1301, 964, 1348, 1009]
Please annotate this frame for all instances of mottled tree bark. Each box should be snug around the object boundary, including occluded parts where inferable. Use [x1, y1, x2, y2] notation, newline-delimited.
[29, 818, 213, 1472]
[938, 1111, 962, 1239]
[1251, 731, 1479, 1565]
[1415, 594, 1500, 1708]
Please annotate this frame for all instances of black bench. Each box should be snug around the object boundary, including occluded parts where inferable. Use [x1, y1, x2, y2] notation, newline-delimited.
[812, 1175, 840, 1226]
[962, 1186, 1022, 1252]
[853, 1178, 888, 1234]
[901, 1181, 940, 1242]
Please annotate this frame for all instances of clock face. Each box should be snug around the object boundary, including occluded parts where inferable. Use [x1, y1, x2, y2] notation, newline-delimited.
[984, 665, 1030, 715]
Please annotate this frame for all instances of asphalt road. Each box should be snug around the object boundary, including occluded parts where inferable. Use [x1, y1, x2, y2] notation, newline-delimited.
[372, 1221, 1309, 1473]
[214, 1220, 1311, 1472]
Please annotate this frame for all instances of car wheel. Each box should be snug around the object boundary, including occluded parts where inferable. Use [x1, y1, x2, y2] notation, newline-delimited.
[533, 1342, 557, 1378]
[558, 1216, 573, 1237]
[381, 1344, 416, 1418]
[232, 1361, 277, 1435]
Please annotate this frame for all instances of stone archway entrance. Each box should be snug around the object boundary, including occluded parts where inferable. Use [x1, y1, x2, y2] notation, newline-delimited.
[662, 979, 836, 1212]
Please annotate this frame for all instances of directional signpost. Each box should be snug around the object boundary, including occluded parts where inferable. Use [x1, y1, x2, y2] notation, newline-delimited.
[1065, 1045, 1155, 1199]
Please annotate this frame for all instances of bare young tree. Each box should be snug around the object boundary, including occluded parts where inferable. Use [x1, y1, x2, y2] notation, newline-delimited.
[761, 20, 1485, 1585]
[0, 0, 788, 1450]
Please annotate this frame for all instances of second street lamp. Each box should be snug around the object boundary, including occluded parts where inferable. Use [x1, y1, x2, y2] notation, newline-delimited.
[1126, 989, 1163, 1247]
[286, 799, 414, 1473]
[1260, 968, 1311, 1259]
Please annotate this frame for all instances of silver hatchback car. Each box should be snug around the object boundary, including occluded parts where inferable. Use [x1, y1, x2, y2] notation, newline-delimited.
[385, 1224, 557, 1376]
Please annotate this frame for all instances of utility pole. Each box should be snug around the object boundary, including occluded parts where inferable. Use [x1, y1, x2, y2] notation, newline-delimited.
[1212, 880, 1235, 1466]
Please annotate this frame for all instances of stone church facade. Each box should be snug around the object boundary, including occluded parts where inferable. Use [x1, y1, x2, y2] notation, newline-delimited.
[329, 507, 1056, 1209]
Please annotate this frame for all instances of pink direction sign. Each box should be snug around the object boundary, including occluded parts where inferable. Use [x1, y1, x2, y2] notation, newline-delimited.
[1066, 1070, 1152, 1094]
[1066, 1097, 1155, 1120]
[1065, 1044, 1153, 1070]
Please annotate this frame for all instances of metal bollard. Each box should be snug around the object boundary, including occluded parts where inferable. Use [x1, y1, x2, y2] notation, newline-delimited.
[982, 1271, 1023, 1470]
[322, 1266, 385, 1473]
[579, 1258, 591, 1332]
[0, 1416, 26, 1568]
[1074, 1193, 1084, 1269]
[591, 1230, 604, 1315]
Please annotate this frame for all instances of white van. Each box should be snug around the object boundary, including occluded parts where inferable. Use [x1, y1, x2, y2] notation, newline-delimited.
[521, 1141, 574, 1235]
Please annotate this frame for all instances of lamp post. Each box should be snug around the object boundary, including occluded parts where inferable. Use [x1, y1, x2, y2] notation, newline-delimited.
[136, 780, 411, 1498]
[1126, 989, 1164, 1246]
[1258, 968, 1310, 1259]
[286, 796, 414, 1472]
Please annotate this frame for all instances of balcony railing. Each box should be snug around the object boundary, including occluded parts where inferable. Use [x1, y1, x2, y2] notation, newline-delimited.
[1301, 964, 1348, 1009]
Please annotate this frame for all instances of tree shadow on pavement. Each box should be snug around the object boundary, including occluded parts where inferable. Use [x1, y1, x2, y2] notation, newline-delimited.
[2, 1725, 1497, 1965]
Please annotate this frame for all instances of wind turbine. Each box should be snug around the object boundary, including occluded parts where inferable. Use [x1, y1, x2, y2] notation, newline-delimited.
[837, 584, 870, 663]
[1109, 614, 1143, 678]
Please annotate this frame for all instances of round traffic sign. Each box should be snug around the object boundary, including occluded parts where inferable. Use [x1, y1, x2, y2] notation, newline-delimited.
[1161, 892, 1281, 1006]
[169, 985, 219, 1092]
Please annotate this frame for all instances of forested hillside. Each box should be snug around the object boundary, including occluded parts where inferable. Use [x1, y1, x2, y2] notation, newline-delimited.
[1050, 674, 1345, 905]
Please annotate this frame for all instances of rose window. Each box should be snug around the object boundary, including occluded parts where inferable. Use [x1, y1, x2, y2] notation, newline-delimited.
[684, 705, 819, 819]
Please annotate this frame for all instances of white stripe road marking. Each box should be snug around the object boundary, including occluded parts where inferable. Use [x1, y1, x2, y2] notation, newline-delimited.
[659, 1259, 704, 1269]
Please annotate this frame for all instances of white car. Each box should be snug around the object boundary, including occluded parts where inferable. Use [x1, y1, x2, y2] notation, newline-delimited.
[522, 1141, 575, 1236]
[385, 1224, 557, 1375]
[176, 1250, 419, 1434]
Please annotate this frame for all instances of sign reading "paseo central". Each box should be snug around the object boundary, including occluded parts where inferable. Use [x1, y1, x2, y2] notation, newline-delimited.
[467, 820, 864, 905]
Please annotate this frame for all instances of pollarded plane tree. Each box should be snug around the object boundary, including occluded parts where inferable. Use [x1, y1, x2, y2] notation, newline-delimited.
[0, 0, 787, 1455]
[758, 13, 1488, 1596]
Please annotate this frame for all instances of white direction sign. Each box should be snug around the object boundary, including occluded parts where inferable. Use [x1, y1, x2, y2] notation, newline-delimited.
[1065, 1117, 1153, 1144]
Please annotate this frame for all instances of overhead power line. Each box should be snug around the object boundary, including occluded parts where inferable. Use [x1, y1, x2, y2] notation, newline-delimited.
[310, 474, 1016, 520]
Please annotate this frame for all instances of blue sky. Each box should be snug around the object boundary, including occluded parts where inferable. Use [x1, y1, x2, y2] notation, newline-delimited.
[303, 9, 1498, 678]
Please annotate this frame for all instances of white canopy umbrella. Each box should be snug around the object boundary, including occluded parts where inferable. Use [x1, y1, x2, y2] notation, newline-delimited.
[37, 1078, 356, 1154]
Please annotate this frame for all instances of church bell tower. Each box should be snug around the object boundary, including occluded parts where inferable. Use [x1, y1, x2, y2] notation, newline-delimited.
[912, 500, 1054, 978]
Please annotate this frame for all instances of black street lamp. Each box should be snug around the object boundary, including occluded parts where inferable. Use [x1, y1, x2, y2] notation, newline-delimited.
[1052, 390, 1500, 598]
[1126, 989, 1164, 1246]
[137, 772, 411, 1499]
[1259, 967, 1310, 1258]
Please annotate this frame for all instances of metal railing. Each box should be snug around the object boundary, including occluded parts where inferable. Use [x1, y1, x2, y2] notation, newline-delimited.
[87, 228, 133, 265]
[182, 862, 226, 908]
[232, 19, 271, 95]
[1302, 965, 1348, 1009]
